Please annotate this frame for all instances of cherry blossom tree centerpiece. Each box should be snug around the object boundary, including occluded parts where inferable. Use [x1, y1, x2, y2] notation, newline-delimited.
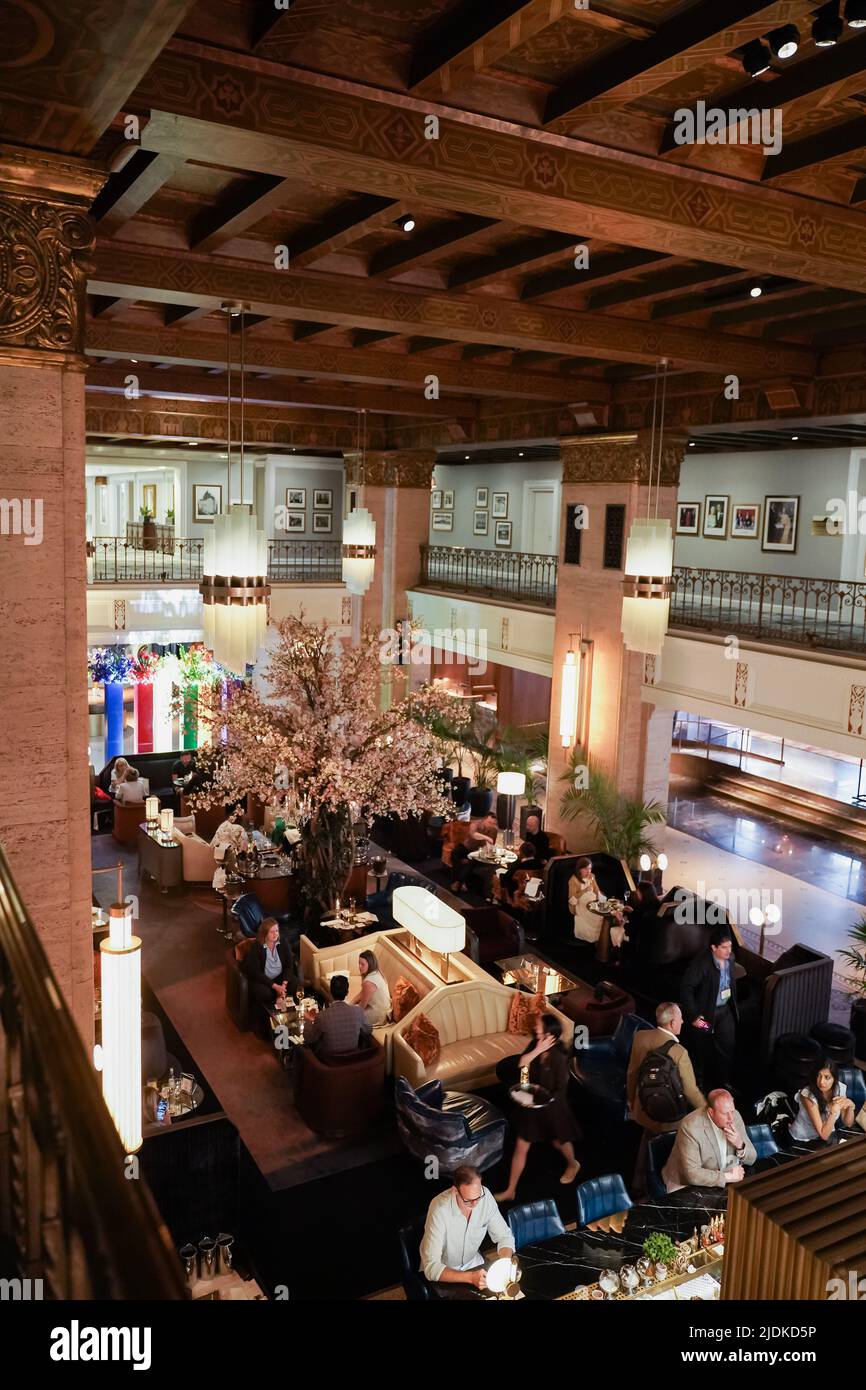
[191, 615, 458, 916]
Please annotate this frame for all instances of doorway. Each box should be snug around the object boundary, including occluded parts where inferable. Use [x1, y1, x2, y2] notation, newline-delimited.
[523, 481, 559, 554]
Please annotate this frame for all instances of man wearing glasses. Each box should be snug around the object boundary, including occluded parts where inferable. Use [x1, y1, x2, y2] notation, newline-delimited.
[420, 1165, 514, 1291]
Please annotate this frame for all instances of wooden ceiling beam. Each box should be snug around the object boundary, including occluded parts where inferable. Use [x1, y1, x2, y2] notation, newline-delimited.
[765, 116, 866, 180]
[132, 53, 866, 292]
[850, 177, 866, 207]
[449, 232, 577, 292]
[189, 174, 291, 252]
[543, 0, 781, 127]
[521, 250, 671, 302]
[588, 262, 732, 311]
[409, 0, 583, 96]
[90, 296, 133, 320]
[368, 216, 498, 279]
[163, 304, 213, 327]
[251, 0, 328, 52]
[90, 149, 183, 233]
[711, 286, 858, 328]
[90, 243, 816, 375]
[85, 322, 602, 403]
[290, 195, 407, 269]
[352, 330, 400, 348]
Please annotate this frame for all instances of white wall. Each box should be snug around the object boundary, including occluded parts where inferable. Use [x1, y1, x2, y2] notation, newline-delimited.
[430, 456, 562, 553]
[675, 447, 864, 580]
[405, 587, 554, 678]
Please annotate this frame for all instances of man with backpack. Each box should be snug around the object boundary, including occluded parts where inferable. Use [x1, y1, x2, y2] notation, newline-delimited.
[627, 1002, 705, 1190]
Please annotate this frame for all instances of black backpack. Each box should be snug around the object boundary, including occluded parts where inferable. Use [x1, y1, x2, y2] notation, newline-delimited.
[637, 1039, 690, 1124]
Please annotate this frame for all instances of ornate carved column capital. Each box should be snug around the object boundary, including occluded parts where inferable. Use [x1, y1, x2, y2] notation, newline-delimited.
[0, 147, 105, 368]
[344, 448, 437, 488]
[560, 431, 687, 487]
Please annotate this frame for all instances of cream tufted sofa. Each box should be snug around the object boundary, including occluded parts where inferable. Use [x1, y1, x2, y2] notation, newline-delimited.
[172, 819, 217, 883]
[392, 978, 575, 1091]
[299, 929, 486, 1068]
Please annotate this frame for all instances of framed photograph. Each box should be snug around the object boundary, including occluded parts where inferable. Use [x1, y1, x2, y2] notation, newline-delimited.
[731, 503, 761, 539]
[283, 510, 305, 532]
[442, 489, 455, 510]
[312, 512, 332, 533]
[286, 487, 306, 509]
[703, 494, 729, 538]
[142, 483, 157, 517]
[431, 489, 443, 509]
[431, 511, 453, 532]
[313, 489, 332, 510]
[494, 520, 512, 548]
[473, 510, 489, 536]
[491, 492, 509, 519]
[762, 495, 799, 553]
[675, 501, 700, 536]
[193, 484, 222, 522]
[475, 487, 489, 509]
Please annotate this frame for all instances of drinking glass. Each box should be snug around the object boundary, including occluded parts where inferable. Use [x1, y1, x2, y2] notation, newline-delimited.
[599, 1269, 620, 1300]
[637, 1255, 653, 1287]
[620, 1265, 639, 1297]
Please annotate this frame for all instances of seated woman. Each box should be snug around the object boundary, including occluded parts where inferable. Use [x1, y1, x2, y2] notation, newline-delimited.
[790, 1059, 856, 1145]
[109, 757, 130, 796]
[242, 918, 298, 1016]
[351, 949, 391, 1030]
[567, 856, 602, 943]
[501, 839, 542, 904]
[495, 1013, 581, 1202]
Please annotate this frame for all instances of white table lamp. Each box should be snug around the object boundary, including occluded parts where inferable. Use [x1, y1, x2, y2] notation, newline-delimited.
[392, 886, 465, 981]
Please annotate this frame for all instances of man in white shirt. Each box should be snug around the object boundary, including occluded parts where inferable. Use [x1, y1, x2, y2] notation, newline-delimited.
[420, 1165, 514, 1290]
[662, 1089, 757, 1193]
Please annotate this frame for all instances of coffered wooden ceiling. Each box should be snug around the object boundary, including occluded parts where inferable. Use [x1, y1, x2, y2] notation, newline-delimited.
[6, 0, 866, 450]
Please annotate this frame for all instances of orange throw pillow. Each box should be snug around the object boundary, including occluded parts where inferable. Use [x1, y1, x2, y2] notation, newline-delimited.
[392, 975, 421, 1023]
[507, 990, 546, 1035]
[403, 1013, 441, 1067]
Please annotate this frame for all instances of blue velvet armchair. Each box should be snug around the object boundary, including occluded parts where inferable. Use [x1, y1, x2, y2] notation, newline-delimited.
[394, 1078, 507, 1174]
[571, 1012, 653, 1117]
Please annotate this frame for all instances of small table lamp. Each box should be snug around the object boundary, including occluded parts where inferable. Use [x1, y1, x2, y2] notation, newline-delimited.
[392, 886, 465, 982]
[145, 796, 160, 828]
[159, 807, 174, 842]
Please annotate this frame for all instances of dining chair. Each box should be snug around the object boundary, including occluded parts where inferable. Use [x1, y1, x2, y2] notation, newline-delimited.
[507, 1199, 566, 1251]
[575, 1174, 634, 1227]
[746, 1122, 779, 1159]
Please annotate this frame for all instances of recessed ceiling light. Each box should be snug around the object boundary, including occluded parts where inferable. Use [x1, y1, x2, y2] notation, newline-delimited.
[750, 285, 763, 298]
[397, 215, 416, 232]
[689, 441, 696, 447]
[813, 2, 843, 45]
[465, 454, 470, 460]
[741, 39, 772, 76]
[791, 435, 799, 440]
[518, 451, 524, 457]
[768, 23, 799, 59]
[847, 0, 866, 28]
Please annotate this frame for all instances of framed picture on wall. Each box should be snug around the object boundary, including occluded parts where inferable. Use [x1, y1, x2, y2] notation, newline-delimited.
[431, 511, 453, 532]
[283, 510, 305, 532]
[675, 501, 700, 535]
[473, 511, 488, 535]
[431, 489, 442, 509]
[286, 487, 306, 509]
[762, 495, 799, 552]
[703, 494, 729, 538]
[491, 492, 509, 519]
[313, 489, 332, 509]
[475, 487, 489, 508]
[312, 512, 332, 533]
[193, 484, 222, 522]
[731, 503, 761, 539]
[142, 483, 157, 517]
[442, 489, 455, 510]
[494, 520, 512, 547]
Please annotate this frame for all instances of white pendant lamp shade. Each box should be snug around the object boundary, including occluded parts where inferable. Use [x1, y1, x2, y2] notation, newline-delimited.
[392, 886, 465, 955]
[621, 518, 673, 657]
[559, 645, 580, 748]
[342, 506, 377, 596]
[99, 903, 142, 1153]
[200, 503, 269, 674]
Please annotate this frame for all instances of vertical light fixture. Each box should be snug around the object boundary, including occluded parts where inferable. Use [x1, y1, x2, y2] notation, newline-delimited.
[342, 410, 377, 597]
[621, 358, 674, 657]
[99, 902, 142, 1153]
[200, 304, 270, 674]
[559, 633, 581, 748]
[496, 770, 526, 848]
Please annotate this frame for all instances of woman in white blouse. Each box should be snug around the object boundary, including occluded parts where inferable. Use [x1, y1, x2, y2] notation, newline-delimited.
[790, 1059, 855, 1144]
[352, 949, 391, 1028]
[567, 856, 602, 943]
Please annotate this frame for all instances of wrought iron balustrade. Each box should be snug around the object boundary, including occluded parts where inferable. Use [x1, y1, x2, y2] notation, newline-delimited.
[0, 843, 185, 1298]
[89, 538, 343, 584]
[670, 566, 866, 655]
[267, 539, 342, 582]
[419, 544, 558, 608]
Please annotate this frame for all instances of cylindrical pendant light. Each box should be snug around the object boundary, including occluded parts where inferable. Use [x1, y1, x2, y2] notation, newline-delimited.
[620, 359, 674, 657]
[99, 902, 142, 1153]
[559, 636, 581, 748]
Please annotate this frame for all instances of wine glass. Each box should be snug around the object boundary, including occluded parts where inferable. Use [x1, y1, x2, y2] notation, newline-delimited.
[619, 1265, 639, 1298]
[637, 1255, 653, 1288]
[599, 1268, 620, 1300]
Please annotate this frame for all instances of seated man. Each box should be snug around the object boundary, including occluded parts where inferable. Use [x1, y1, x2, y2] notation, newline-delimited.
[302, 973, 369, 1058]
[662, 1089, 757, 1193]
[419, 1164, 514, 1292]
[521, 813, 550, 866]
[172, 749, 196, 787]
[115, 767, 148, 805]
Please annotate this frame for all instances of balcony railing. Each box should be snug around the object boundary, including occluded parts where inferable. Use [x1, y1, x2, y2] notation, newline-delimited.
[670, 566, 866, 655]
[89, 538, 343, 584]
[419, 544, 558, 608]
[0, 842, 185, 1298]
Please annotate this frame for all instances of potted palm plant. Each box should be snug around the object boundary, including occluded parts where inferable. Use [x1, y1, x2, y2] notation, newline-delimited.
[838, 915, 866, 1066]
[558, 745, 665, 874]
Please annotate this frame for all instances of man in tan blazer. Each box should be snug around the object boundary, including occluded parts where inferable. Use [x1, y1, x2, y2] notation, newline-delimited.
[663, 1089, 757, 1193]
[627, 1002, 705, 1135]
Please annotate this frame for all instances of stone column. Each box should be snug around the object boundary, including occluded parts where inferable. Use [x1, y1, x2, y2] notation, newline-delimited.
[344, 448, 436, 704]
[545, 432, 685, 842]
[0, 148, 104, 1043]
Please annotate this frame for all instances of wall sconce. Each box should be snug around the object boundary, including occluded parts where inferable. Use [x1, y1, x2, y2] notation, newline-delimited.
[559, 633, 593, 750]
[99, 902, 142, 1153]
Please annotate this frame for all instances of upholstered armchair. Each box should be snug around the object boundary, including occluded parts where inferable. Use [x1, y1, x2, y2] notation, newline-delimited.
[293, 1037, 386, 1138]
[570, 1012, 653, 1117]
[225, 938, 256, 1032]
[394, 1078, 507, 1174]
[112, 800, 142, 846]
[462, 905, 524, 967]
[172, 825, 217, 883]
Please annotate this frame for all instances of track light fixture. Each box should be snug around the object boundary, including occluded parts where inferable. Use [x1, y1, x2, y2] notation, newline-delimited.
[813, 2, 843, 45]
[845, 0, 866, 25]
[397, 214, 416, 232]
[768, 23, 800, 57]
[741, 39, 772, 75]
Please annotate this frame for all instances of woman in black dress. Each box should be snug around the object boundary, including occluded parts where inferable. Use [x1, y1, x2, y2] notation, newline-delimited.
[495, 1014, 581, 1202]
